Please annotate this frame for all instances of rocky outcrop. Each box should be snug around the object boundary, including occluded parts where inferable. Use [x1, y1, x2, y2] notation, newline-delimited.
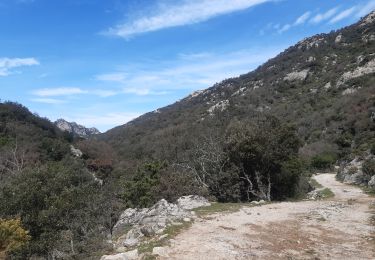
[177, 195, 211, 210]
[70, 145, 83, 157]
[284, 69, 309, 81]
[112, 196, 210, 251]
[55, 119, 100, 138]
[101, 249, 138, 260]
[337, 154, 374, 187]
[337, 59, 375, 86]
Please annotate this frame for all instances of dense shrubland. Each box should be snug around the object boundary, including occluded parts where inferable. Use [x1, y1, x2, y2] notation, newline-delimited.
[0, 102, 310, 258]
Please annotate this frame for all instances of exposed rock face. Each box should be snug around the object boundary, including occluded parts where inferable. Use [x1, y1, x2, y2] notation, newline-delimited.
[112, 196, 210, 250]
[368, 175, 375, 189]
[337, 59, 375, 86]
[208, 100, 229, 115]
[337, 155, 374, 187]
[177, 195, 211, 210]
[55, 119, 100, 138]
[100, 249, 138, 260]
[284, 69, 309, 81]
[70, 145, 83, 157]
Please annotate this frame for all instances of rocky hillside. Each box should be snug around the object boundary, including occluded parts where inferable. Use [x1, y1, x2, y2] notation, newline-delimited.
[100, 11, 375, 163]
[55, 118, 100, 138]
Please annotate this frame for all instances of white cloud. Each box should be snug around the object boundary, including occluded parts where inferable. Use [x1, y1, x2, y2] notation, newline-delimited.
[96, 72, 127, 83]
[278, 24, 291, 33]
[99, 46, 283, 97]
[310, 8, 338, 24]
[30, 98, 65, 104]
[123, 88, 170, 96]
[0, 57, 39, 76]
[32, 87, 119, 99]
[276, 11, 312, 34]
[330, 7, 356, 24]
[178, 52, 213, 60]
[106, 0, 272, 38]
[294, 11, 311, 25]
[32, 87, 87, 97]
[92, 89, 118, 97]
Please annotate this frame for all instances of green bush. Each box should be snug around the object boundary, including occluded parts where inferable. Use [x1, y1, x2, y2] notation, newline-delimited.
[311, 152, 337, 170]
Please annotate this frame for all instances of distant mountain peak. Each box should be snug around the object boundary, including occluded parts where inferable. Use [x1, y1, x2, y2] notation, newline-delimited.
[55, 119, 100, 138]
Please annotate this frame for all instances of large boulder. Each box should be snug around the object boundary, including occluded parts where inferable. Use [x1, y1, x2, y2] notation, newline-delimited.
[100, 249, 138, 260]
[337, 154, 375, 188]
[337, 157, 367, 185]
[112, 196, 210, 250]
[177, 195, 211, 210]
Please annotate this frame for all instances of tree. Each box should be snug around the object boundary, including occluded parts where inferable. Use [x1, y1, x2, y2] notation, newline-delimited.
[177, 116, 305, 202]
[225, 116, 303, 201]
[0, 157, 105, 258]
[0, 218, 30, 258]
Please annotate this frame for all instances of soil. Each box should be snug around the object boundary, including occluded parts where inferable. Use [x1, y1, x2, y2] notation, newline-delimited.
[158, 173, 375, 260]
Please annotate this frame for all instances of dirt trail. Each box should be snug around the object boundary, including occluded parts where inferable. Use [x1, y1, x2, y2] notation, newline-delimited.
[159, 173, 375, 260]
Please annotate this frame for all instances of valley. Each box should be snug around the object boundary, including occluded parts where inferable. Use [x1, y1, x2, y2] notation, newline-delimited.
[0, 4, 375, 260]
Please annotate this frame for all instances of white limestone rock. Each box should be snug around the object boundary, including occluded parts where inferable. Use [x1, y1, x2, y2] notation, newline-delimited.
[284, 69, 309, 81]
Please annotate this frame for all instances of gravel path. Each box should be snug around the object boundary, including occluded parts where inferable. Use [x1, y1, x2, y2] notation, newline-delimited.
[158, 173, 375, 260]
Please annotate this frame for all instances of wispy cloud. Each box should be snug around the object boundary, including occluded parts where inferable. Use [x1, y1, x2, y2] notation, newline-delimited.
[96, 46, 283, 98]
[123, 88, 170, 96]
[95, 72, 127, 83]
[277, 11, 311, 34]
[30, 98, 65, 104]
[92, 89, 118, 97]
[32, 87, 87, 97]
[32, 87, 118, 99]
[294, 11, 311, 25]
[310, 8, 338, 24]
[278, 24, 291, 33]
[106, 0, 272, 38]
[0, 57, 39, 76]
[330, 7, 356, 24]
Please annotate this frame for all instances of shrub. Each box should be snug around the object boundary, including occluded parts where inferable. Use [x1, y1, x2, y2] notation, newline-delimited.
[311, 152, 337, 170]
[0, 218, 30, 257]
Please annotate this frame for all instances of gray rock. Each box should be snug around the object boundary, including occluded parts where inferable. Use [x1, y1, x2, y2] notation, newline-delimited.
[337, 156, 373, 185]
[123, 238, 139, 248]
[152, 247, 168, 257]
[123, 249, 138, 260]
[103, 249, 138, 260]
[100, 253, 130, 260]
[70, 145, 82, 157]
[177, 195, 211, 210]
[55, 118, 100, 138]
[140, 223, 165, 237]
[109, 195, 210, 257]
[368, 175, 375, 188]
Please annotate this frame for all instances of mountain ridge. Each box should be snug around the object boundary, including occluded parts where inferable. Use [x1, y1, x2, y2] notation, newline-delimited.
[99, 10, 375, 163]
[55, 118, 100, 138]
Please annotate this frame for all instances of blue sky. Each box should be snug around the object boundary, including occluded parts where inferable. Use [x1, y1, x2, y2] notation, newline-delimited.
[1, 0, 374, 131]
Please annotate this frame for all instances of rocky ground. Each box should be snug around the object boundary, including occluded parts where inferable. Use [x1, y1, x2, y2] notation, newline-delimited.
[155, 174, 375, 260]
